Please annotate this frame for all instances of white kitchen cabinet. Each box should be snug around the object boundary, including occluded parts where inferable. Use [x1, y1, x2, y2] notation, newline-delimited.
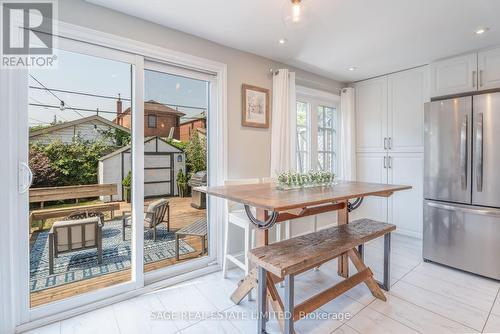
[355, 76, 388, 153]
[478, 47, 500, 90]
[430, 53, 477, 97]
[355, 66, 428, 238]
[352, 153, 388, 223]
[387, 153, 424, 238]
[388, 67, 429, 152]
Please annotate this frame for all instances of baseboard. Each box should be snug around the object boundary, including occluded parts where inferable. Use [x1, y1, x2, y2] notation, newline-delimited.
[393, 228, 422, 239]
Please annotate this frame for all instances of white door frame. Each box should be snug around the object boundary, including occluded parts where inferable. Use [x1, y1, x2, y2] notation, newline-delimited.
[4, 20, 227, 332]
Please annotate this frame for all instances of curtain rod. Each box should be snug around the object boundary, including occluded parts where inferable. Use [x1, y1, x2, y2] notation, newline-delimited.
[269, 68, 344, 94]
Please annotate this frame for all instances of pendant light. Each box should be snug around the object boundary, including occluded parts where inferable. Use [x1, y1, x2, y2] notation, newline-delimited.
[282, 0, 308, 28]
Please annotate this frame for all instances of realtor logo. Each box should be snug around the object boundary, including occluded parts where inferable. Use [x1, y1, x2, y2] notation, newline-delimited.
[1, 0, 57, 68]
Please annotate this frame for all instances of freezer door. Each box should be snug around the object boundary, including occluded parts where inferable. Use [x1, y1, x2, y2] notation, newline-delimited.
[423, 200, 500, 280]
[424, 97, 472, 203]
[473, 93, 500, 207]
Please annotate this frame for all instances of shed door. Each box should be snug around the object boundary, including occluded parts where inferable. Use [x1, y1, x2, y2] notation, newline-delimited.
[144, 154, 174, 197]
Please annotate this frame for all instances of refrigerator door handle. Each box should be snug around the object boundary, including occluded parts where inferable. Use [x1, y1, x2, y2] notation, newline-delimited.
[460, 114, 468, 190]
[426, 201, 500, 217]
[476, 113, 484, 192]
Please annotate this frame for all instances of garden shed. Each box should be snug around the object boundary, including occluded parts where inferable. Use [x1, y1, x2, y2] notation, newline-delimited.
[98, 137, 186, 201]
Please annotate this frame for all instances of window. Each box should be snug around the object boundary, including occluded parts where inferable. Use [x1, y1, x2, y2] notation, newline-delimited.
[317, 105, 337, 172]
[296, 101, 310, 172]
[147, 114, 157, 128]
[295, 89, 339, 174]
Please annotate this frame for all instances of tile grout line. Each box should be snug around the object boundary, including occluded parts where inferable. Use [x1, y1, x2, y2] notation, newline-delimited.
[366, 259, 484, 333]
[481, 287, 500, 333]
[398, 277, 491, 315]
[368, 294, 478, 333]
[110, 303, 125, 334]
[390, 280, 486, 331]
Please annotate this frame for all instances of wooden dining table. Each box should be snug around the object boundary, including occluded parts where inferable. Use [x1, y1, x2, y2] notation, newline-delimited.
[196, 180, 411, 324]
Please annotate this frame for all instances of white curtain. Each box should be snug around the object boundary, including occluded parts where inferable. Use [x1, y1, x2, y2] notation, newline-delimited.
[339, 87, 356, 181]
[270, 69, 296, 177]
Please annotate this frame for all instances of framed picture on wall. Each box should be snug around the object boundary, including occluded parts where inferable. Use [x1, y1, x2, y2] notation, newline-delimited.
[241, 84, 270, 128]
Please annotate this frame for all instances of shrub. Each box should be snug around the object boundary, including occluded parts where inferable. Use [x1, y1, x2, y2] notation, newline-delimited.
[185, 131, 206, 176]
[30, 140, 109, 186]
[29, 150, 59, 187]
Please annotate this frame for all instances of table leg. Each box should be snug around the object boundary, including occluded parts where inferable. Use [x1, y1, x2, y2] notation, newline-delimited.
[230, 209, 269, 304]
[337, 201, 349, 278]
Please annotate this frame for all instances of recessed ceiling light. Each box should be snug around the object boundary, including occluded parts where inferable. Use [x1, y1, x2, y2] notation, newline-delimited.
[475, 27, 489, 35]
[347, 67, 357, 71]
[279, 38, 288, 45]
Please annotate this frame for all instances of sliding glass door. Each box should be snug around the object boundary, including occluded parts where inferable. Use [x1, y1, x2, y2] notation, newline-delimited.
[14, 29, 224, 326]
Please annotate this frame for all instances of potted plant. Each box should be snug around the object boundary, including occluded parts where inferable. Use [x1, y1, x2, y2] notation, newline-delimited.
[177, 169, 188, 198]
[122, 171, 132, 203]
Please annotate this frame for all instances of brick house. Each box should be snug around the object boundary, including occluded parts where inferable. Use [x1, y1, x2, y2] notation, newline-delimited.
[179, 114, 206, 141]
[114, 99, 185, 139]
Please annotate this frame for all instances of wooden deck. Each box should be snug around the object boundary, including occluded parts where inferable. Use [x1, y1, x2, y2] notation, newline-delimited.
[30, 196, 207, 307]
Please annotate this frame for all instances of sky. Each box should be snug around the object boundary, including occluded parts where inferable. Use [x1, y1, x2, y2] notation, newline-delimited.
[29, 49, 208, 127]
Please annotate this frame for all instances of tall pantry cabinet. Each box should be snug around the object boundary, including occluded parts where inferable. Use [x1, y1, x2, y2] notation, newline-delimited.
[352, 66, 429, 238]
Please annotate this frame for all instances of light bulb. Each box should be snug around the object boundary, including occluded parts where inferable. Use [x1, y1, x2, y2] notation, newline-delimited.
[282, 0, 308, 29]
[292, 3, 301, 23]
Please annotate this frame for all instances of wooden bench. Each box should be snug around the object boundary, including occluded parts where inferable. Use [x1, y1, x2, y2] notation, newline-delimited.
[175, 218, 207, 260]
[249, 219, 395, 334]
[29, 184, 119, 229]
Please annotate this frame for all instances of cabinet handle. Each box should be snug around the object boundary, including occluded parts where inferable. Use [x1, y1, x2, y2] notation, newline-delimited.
[388, 156, 392, 169]
[479, 70, 484, 87]
[472, 70, 477, 88]
[383, 156, 387, 169]
[383, 137, 388, 150]
[388, 137, 392, 150]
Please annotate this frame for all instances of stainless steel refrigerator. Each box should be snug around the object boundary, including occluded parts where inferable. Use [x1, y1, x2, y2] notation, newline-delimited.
[424, 93, 500, 280]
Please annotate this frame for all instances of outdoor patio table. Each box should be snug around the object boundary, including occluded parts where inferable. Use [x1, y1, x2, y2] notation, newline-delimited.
[195, 180, 410, 327]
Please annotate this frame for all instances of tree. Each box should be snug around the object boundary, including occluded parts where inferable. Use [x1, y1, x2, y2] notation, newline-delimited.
[185, 131, 206, 176]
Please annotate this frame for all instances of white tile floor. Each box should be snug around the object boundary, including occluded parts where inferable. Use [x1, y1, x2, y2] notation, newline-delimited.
[26, 234, 500, 334]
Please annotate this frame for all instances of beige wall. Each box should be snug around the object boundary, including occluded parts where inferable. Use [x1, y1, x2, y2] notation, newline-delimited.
[58, 0, 345, 178]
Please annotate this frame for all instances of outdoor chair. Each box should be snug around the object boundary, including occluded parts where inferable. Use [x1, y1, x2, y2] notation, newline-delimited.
[48, 216, 103, 275]
[122, 198, 170, 242]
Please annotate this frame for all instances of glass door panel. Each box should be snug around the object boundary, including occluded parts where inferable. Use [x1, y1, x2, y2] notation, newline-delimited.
[28, 47, 134, 307]
[142, 63, 210, 273]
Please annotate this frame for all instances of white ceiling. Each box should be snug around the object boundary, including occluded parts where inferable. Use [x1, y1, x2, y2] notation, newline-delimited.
[87, 0, 500, 82]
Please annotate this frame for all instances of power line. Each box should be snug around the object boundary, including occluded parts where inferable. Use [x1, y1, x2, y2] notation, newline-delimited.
[29, 97, 68, 122]
[29, 74, 85, 118]
[29, 85, 131, 101]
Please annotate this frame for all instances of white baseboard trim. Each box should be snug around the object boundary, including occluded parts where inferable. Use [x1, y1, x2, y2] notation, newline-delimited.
[393, 229, 423, 240]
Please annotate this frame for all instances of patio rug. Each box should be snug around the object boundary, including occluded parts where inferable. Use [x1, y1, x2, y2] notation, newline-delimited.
[30, 220, 197, 292]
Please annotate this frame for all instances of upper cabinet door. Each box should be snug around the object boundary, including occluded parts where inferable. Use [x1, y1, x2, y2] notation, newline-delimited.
[430, 53, 478, 97]
[388, 66, 429, 153]
[478, 47, 500, 90]
[355, 76, 388, 153]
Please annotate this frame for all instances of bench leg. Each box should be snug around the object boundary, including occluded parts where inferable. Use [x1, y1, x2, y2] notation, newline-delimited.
[380, 233, 391, 291]
[284, 274, 294, 334]
[257, 267, 267, 334]
[49, 233, 54, 275]
[358, 244, 364, 261]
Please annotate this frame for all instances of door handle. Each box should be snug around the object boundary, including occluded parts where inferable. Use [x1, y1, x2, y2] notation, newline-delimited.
[18, 162, 33, 194]
[475, 113, 483, 192]
[459, 114, 468, 190]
